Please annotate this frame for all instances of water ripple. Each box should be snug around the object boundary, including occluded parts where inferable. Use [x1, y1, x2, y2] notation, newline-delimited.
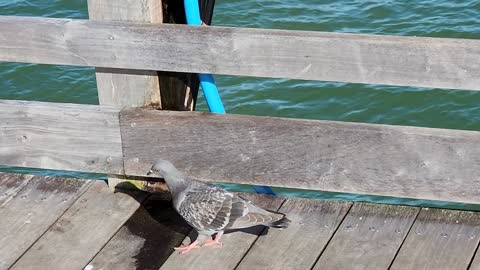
[0, 0, 479, 132]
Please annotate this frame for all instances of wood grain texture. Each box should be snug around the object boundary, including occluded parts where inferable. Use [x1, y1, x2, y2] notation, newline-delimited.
[1, 16, 480, 90]
[236, 199, 352, 270]
[93, 68, 162, 107]
[88, 0, 163, 189]
[87, 0, 162, 108]
[0, 100, 123, 174]
[467, 246, 480, 270]
[160, 194, 286, 270]
[88, 0, 202, 110]
[0, 173, 34, 205]
[313, 203, 419, 270]
[122, 109, 480, 204]
[10, 181, 148, 270]
[87, 0, 209, 189]
[0, 98, 156, 197]
[87, 198, 191, 270]
[0, 173, 92, 270]
[391, 208, 480, 270]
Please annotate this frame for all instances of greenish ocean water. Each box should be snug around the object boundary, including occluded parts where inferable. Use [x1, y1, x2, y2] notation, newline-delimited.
[0, 1, 479, 208]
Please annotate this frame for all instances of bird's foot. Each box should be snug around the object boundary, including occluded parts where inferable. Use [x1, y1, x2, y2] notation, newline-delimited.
[203, 238, 223, 247]
[202, 231, 224, 247]
[174, 241, 199, 254]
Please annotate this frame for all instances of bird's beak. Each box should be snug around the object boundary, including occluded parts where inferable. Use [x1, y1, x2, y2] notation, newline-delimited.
[146, 169, 153, 176]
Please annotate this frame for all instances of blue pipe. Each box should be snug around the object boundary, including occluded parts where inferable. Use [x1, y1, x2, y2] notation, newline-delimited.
[183, 0, 274, 195]
[184, 0, 202, 25]
[198, 74, 226, 113]
[184, 0, 225, 114]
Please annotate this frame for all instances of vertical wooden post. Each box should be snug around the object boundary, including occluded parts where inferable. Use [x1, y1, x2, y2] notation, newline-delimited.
[87, 0, 163, 108]
[87, 0, 215, 190]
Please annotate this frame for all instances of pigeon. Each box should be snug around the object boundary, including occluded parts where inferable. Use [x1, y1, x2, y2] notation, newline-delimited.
[147, 159, 290, 254]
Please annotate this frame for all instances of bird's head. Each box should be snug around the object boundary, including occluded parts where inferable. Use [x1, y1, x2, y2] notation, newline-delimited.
[147, 159, 178, 178]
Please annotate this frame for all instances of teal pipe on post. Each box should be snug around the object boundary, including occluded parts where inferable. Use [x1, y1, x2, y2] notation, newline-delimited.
[183, 0, 225, 113]
[183, 0, 275, 195]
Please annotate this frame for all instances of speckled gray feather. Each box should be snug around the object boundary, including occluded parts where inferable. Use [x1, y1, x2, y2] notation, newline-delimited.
[148, 159, 290, 236]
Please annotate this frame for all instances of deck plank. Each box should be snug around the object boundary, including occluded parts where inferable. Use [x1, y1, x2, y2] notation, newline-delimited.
[467, 246, 480, 270]
[236, 199, 352, 270]
[159, 194, 286, 270]
[0, 173, 34, 204]
[87, 197, 191, 270]
[10, 181, 147, 270]
[391, 208, 480, 270]
[313, 203, 419, 270]
[0, 173, 92, 270]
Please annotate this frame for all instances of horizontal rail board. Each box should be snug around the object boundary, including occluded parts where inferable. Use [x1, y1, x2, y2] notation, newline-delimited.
[1, 16, 480, 90]
[121, 109, 480, 204]
[1, 100, 480, 204]
[0, 100, 123, 174]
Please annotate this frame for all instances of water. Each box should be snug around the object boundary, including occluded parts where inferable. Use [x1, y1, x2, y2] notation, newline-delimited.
[1, 0, 479, 208]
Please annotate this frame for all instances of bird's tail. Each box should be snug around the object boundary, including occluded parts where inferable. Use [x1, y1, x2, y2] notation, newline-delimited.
[268, 213, 291, 229]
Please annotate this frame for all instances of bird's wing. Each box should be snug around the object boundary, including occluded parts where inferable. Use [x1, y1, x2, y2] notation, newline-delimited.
[178, 184, 247, 232]
[225, 194, 287, 229]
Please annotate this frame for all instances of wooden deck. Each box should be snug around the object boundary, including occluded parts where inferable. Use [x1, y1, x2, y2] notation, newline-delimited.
[1, 173, 480, 270]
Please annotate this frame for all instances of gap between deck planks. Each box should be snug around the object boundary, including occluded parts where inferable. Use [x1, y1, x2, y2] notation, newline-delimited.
[235, 199, 352, 270]
[313, 203, 419, 270]
[0, 173, 93, 270]
[90, 197, 480, 270]
[89, 195, 354, 270]
[391, 208, 480, 270]
[2, 174, 480, 270]
[86, 195, 191, 270]
[2, 176, 147, 270]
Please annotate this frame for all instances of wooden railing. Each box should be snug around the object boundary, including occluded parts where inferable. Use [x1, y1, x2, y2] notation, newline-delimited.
[0, 13, 479, 204]
[1, 99, 479, 204]
[1, 16, 480, 90]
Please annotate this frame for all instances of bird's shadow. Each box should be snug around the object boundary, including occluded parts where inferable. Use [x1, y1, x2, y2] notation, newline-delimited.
[186, 225, 269, 243]
[112, 183, 190, 269]
[112, 184, 273, 270]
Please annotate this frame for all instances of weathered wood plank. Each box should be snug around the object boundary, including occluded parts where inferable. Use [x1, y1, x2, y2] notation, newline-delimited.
[87, 0, 163, 108]
[1, 100, 480, 206]
[467, 246, 480, 269]
[88, 0, 163, 190]
[313, 203, 419, 270]
[160, 194, 286, 270]
[0, 100, 123, 174]
[10, 181, 148, 270]
[391, 208, 480, 270]
[236, 199, 352, 270]
[1, 16, 480, 90]
[0, 173, 92, 270]
[122, 109, 480, 204]
[87, 197, 191, 270]
[0, 173, 34, 204]
[87, 0, 208, 189]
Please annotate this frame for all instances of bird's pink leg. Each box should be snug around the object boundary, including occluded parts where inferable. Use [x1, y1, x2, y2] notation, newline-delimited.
[174, 240, 199, 254]
[203, 231, 224, 247]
